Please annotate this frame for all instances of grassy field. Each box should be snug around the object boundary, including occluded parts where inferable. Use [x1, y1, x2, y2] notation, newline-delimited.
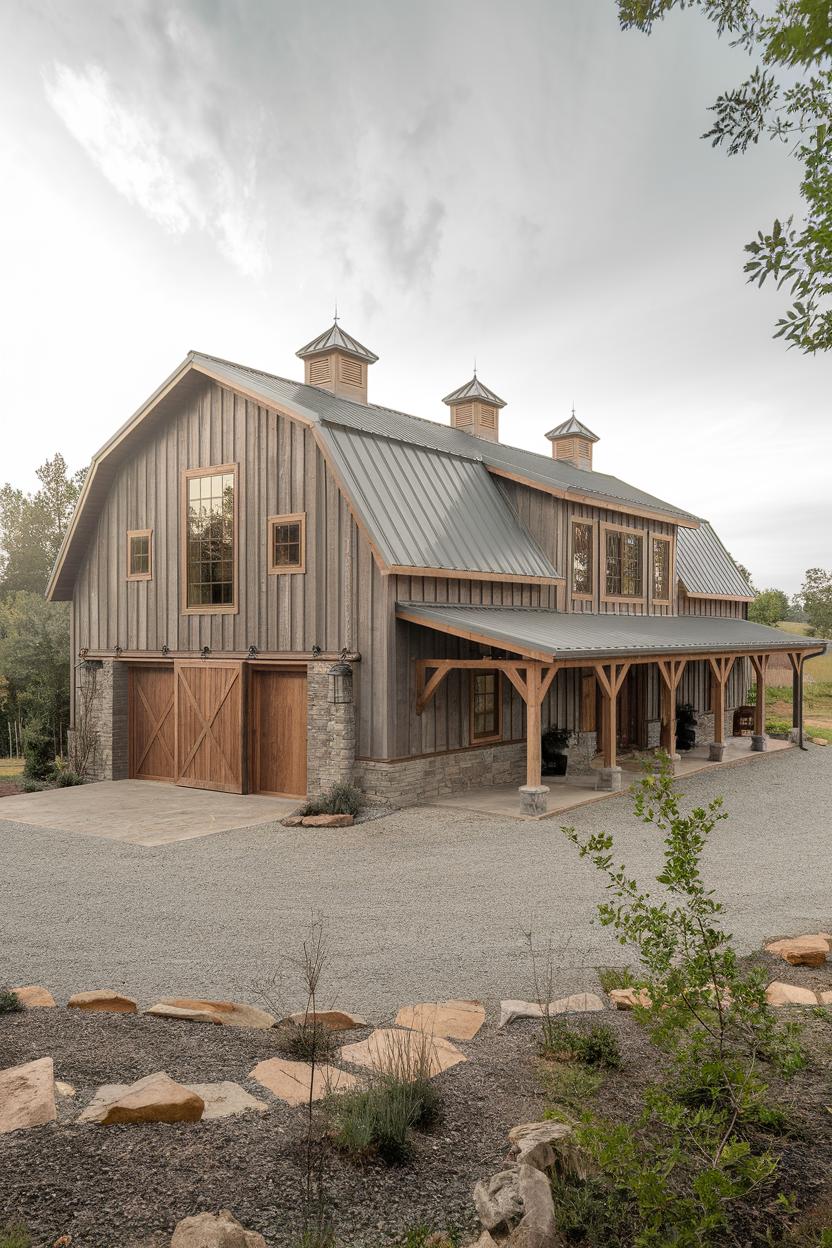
[761, 621, 832, 739]
[0, 757, 23, 778]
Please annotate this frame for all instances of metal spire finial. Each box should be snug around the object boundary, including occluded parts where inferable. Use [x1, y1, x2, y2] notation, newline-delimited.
[473, 357, 477, 378]
[333, 302, 339, 324]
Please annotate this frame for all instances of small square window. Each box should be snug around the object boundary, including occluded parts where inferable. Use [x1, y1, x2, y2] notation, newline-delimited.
[127, 530, 152, 581]
[268, 513, 306, 574]
[470, 671, 501, 742]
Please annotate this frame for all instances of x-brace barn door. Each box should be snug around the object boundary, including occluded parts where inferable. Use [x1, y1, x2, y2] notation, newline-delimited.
[175, 661, 245, 794]
[129, 666, 176, 782]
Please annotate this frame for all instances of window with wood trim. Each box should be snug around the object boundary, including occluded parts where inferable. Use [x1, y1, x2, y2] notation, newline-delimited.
[470, 671, 501, 742]
[652, 536, 671, 602]
[571, 521, 593, 596]
[127, 529, 152, 581]
[184, 467, 236, 609]
[604, 528, 643, 598]
[267, 513, 306, 574]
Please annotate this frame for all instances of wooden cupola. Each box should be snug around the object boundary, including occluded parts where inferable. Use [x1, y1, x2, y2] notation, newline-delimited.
[442, 373, 506, 443]
[296, 317, 378, 404]
[545, 409, 599, 471]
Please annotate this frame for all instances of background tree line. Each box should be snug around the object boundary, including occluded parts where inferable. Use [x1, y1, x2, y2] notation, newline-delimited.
[0, 455, 86, 759]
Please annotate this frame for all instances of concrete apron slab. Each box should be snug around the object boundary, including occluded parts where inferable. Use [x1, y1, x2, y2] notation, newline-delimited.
[0, 781, 297, 846]
[427, 737, 794, 821]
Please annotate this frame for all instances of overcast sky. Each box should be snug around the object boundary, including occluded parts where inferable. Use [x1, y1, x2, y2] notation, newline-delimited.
[0, 0, 829, 593]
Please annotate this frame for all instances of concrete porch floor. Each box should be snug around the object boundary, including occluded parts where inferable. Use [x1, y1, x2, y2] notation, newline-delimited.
[0, 780, 298, 846]
[428, 735, 794, 821]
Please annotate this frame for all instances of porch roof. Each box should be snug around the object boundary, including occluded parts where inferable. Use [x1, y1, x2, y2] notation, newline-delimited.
[396, 603, 827, 663]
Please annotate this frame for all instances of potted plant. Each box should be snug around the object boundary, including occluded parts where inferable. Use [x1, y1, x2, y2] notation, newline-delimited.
[541, 727, 574, 777]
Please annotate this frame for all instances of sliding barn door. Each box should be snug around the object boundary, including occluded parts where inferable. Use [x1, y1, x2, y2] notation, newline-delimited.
[129, 666, 176, 782]
[175, 661, 245, 794]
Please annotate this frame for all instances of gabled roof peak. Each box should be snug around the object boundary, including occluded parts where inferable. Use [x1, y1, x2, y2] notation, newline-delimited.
[296, 320, 378, 364]
[442, 374, 506, 408]
[545, 413, 599, 443]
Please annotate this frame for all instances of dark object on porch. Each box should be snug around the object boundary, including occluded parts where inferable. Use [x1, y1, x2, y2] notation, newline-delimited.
[542, 728, 573, 777]
[733, 705, 755, 736]
[675, 703, 697, 752]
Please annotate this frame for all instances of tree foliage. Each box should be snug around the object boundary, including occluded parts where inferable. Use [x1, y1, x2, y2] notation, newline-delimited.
[799, 565, 832, 634]
[748, 586, 790, 625]
[618, 0, 832, 351]
[0, 454, 86, 594]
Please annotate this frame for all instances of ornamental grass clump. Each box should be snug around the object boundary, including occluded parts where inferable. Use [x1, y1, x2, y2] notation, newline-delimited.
[554, 755, 807, 1246]
[0, 989, 23, 1015]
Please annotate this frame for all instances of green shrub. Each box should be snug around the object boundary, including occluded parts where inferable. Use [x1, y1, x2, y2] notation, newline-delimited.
[550, 1175, 633, 1247]
[0, 990, 23, 1015]
[19, 777, 46, 793]
[331, 1073, 440, 1164]
[22, 719, 54, 781]
[540, 1018, 622, 1069]
[596, 966, 634, 994]
[0, 1225, 31, 1248]
[54, 768, 85, 787]
[542, 1063, 605, 1114]
[302, 782, 363, 818]
[276, 1020, 335, 1063]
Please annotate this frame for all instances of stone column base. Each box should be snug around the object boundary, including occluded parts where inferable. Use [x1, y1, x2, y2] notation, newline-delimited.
[519, 784, 549, 815]
[788, 727, 801, 744]
[708, 742, 726, 762]
[596, 766, 622, 791]
[751, 734, 768, 752]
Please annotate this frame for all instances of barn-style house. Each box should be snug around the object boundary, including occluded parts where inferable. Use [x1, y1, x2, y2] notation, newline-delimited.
[47, 319, 823, 813]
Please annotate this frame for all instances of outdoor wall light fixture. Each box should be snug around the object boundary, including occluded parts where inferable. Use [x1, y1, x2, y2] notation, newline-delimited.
[200, 645, 211, 660]
[328, 648, 353, 704]
[247, 644, 259, 658]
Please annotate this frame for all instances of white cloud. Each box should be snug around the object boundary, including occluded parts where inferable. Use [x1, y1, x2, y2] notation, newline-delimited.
[43, 61, 267, 277]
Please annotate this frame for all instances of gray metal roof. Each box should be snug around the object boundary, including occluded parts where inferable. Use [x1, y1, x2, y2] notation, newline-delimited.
[677, 521, 753, 598]
[189, 353, 699, 524]
[295, 321, 379, 363]
[443, 374, 506, 408]
[319, 425, 560, 579]
[395, 603, 824, 661]
[545, 413, 599, 443]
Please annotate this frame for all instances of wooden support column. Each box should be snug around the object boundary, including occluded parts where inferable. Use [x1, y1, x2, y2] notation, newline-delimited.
[656, 657, 687, 759]
[707, 655, 736, 760]
[750, 653, 770, 750]
[525, 662, 542, 788]
[593, 661, 630, 786]
[788, 652, 804, 747]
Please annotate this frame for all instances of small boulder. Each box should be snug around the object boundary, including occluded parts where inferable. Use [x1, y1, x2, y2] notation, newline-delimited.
[301, 813, 354, 827]
[11, 985, 56, 1008]
[473, 1169, 524, 1232]
[609, 987, 651, 1010]
[395, 999, 485, 1040]
[340, 1028, 466, 1078]
[146, 1004, 225, 1025]
[507, 1162, 558, 1248]
[171, 1210, 267, 1247]
[55, 1080, 76, 1098]
[284, 1009, 366, 1032]
[818, 990, 832, 1005]
[0, 1056, 57, 1134]
[509, 1120, 591, 1181]
[153, 999, 275, 1029]
[765, 935, 830, 967]
[97, 1072, 204, 1124]
[765, 981, 818, 1008]
[67, 989, 137, 1013]
[281, 815, 305, 827]
[811, 737, 828, 746]
[249, 1058, 356, 1106]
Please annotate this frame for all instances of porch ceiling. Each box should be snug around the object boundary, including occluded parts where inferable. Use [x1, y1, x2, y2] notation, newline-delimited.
[396, 603, 828, 663]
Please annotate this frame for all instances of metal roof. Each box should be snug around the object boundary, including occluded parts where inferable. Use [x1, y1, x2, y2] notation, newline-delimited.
[395, 603, 825, 661]
[442, 374, 506, 408]
[320, 426, 560, 580]
[188, 354, 699, 524]
[295, 321, 378, 363]
[545, 414, 599, 443]
[677, 521, 754, 599]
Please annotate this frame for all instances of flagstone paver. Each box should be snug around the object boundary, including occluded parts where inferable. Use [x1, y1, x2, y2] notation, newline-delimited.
[395, 999, 485, 1040]
[340, 1028, 466, 1077]
[249, 1058, 357, 1106]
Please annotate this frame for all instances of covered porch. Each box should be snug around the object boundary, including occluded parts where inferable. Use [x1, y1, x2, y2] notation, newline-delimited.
[398, 604, 825, 816]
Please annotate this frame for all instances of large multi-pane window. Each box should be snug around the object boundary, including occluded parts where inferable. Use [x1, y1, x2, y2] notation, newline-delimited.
[571, 521, 593, 596]
[604, 528, 643, 598]
[185, 468, 236, 609]
[652, 536, 671, 602]
[470, 671, 501, 742]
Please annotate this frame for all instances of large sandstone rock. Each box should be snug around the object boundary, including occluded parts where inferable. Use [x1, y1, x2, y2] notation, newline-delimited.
[68, 989, 137, 1013]
[395, 999, 485, 1040]
[819, 990, 832, 1006]
[506, 1163, 558, 1248]
[811, 737, 828, 746]
[340, 1028, 466, 1078]
[499, 994, 604, 1028]
[765, 981, 818, 1007]
[153, 998, 275, 1029]
[509, 1120, 591, 1181]
[171, 1210, 267, 1247]
[146, 1004, 225, 1025]
[11, 985, 56, 1008]
[473, 1169, 524, 1232]
[765, 935, 830, 967]
[97, 1072, 204, 1124]
[249, 1058, 356, 1106]
[0, 1056, 57, 1134]
[609, 987, 652, 1010]
[301, 813, 354, 827]
[284, 1009, 366, 1032]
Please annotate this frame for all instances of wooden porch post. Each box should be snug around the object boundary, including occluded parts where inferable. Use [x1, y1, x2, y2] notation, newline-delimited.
[788, 652, 804, 748]
[707, 655, 735, 761]
[750, 653, 769, 750]
[526, 662, 542, 788]
[656, 657, 686, 761]
[593, 661, 630, 789]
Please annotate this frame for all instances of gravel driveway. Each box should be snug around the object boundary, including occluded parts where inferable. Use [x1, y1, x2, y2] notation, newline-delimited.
[1, 746, 829, 1017]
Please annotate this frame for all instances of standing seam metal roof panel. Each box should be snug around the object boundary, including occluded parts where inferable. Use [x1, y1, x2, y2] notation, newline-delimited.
[676, 521, 754, 598]
[321, 426, 561, 579]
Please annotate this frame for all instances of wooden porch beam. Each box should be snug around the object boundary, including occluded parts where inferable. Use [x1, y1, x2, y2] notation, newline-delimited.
[750, 653, 770, 740]
[538, 663, 561, 705]
[415, 660, 452, 715]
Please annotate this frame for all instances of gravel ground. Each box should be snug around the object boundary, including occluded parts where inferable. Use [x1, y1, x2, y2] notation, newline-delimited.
[1, 746, 830, 1017]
